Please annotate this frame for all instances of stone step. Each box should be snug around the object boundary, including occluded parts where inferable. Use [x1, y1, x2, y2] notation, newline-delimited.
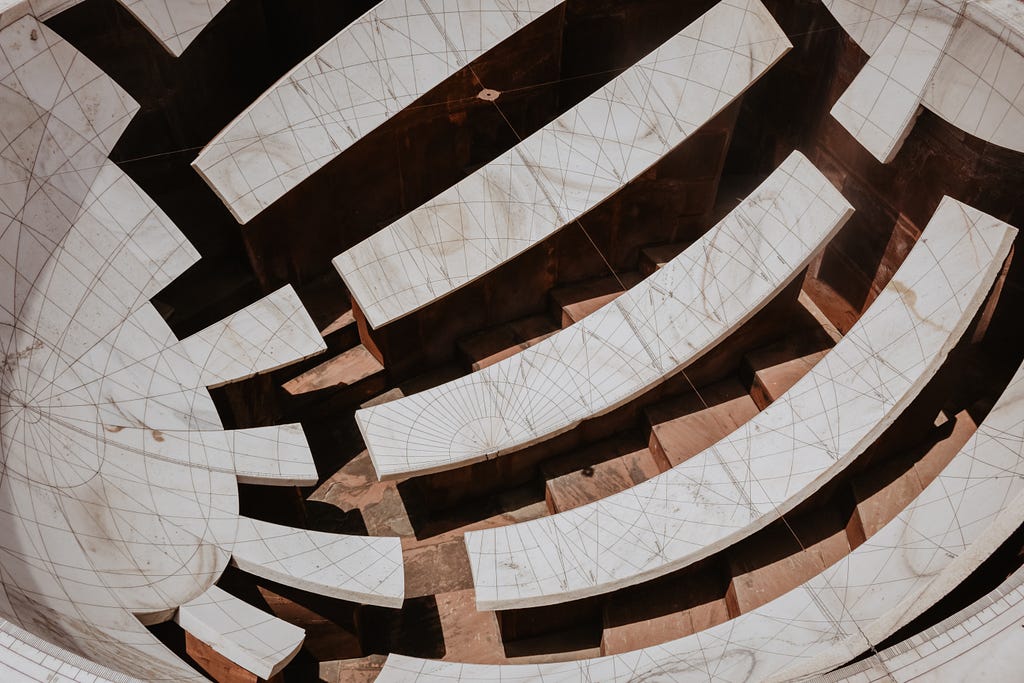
[742, 323, 836, 410]
[725, 510, 851, 616]
[548, 272, 643, 328]
[847, 409, 977, 547]
[645, 377, 759, 467]
[601, 569, 730, 655]
[456, 315, 560, 371]
[541, 434, 663, 513]
[282, 344, 384, 396]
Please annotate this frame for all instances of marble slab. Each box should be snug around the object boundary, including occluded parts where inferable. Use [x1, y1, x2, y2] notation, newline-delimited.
[117, 0, 228, 57]
[826, 568, 1024, 682]
[193, 0, 562, 223]
[831, 0, 966, 164]
[231, 517, 405, 608]
[0, 0, 82, 30]
[356, 151, 851, 480]
[376, 302, 1024, 681]
[0, 15, 400, 681]
[180, 284, 326, 388]
[924, 0, 1024, 153]
[334, 0, 792, 329]
[101, 423, 320, 487]
[463, 196, 1015, 610]
[825, 0, 1024, 156]
[174, 585, 304, 680]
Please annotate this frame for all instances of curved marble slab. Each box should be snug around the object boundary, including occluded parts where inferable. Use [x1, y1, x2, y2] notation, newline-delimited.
[117, 0, 228, 57]
[375, 328, 1024, 682]
[101, 423, 320, 487]
[924, 0, 1024, 154]
[0, 14, 389, 681]
[356, 151, 851, 480]
[825, 0, 1024, 157]
[174, 586, 304, 680]
[193, 0, 562, 224]
[825, 567, 1024, 682]
[831, 0, 966, 164]
[230, 517, 405, 608]
[180, 284, 326, 388]
[464, 196, 1015, 610]
[334, 0, 792, 329]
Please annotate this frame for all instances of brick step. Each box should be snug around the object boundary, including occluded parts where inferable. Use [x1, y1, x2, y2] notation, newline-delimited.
[645, 377, 760, 467]
[601, 569, 729, 655]
[540, 433, 663, 513]
[456, 315, 560, 371]
[548, 272, 643, 328]
[282, 344, 384, 397]
[742, 319, 837, 410]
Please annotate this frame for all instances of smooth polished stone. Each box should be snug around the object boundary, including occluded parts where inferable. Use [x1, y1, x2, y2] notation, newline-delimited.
[334, 0, 792, 329]
[376, 335, 1024, 682]
[193, 0, 562, 223]
[230, 517, 405, 608]
[463, 196, 1015, 610]
[356, 151, 851, 480]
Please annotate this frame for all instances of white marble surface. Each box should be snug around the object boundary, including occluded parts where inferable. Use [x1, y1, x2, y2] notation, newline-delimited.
[463, 196, 1015, 610]
[356, 151, 849, 480]
[117, 0, 228, 57]
[826, 0, 1024, 157]
[831, 0, 965, 164]
[377, 311, 1024, 682]
[0, 16, 401, 681]
[101, 423, 320, 487]
[194, 0, 561, 223]
[174, 585, 304, 680]
[334, 0, 792, 329]
[924, 0, 1024, 154]
[826, 568, 1024, 682]
[231, 517, 405, 608]
[0, 0, 81, 29]
[0, 618, 139, 683]
[180, 284, 326, 388]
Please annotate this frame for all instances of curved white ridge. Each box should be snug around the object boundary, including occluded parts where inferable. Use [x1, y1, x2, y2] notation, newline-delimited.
[356, 151, 852, 480]
[117, 0, 229, 57]
[825, 566, 1024, 682]
[231, 517, 406, 608]
[377, 312, 1024, 682]
[464, 196, 1016, 610]
[193, 0, 562, 224]
[334, 0, 792, 329]
[0, 14, 398, 680]
[824, 0, 1024, 156]
[174, 585, 304, 680]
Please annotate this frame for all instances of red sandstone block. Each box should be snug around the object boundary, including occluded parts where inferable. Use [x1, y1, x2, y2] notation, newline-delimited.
[544, 445, 663, 512]
[282, 344, 383, 396]
[646, 378, 759, 467]
[549, 272, 643, 327]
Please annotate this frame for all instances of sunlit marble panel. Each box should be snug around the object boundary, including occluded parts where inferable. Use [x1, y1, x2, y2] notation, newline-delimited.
[334, 0, 791, 329]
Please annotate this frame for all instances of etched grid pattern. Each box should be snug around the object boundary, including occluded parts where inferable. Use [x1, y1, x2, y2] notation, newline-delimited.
[356, 152, 852, 480]
[825, 567, 1024, 681]
[923, 0, 1024, 154]
[117, 0, 229, 57]
[231, 517, 405, 608]
[193, 0, 560, 223]
[174, 585, 304, 680]
[0, 15, 400, 680]
[831, 0, 967, 164]
[334, 0, 792, 329]
[376, 301, 1024, 682]
[463, 196, 1016, 610]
